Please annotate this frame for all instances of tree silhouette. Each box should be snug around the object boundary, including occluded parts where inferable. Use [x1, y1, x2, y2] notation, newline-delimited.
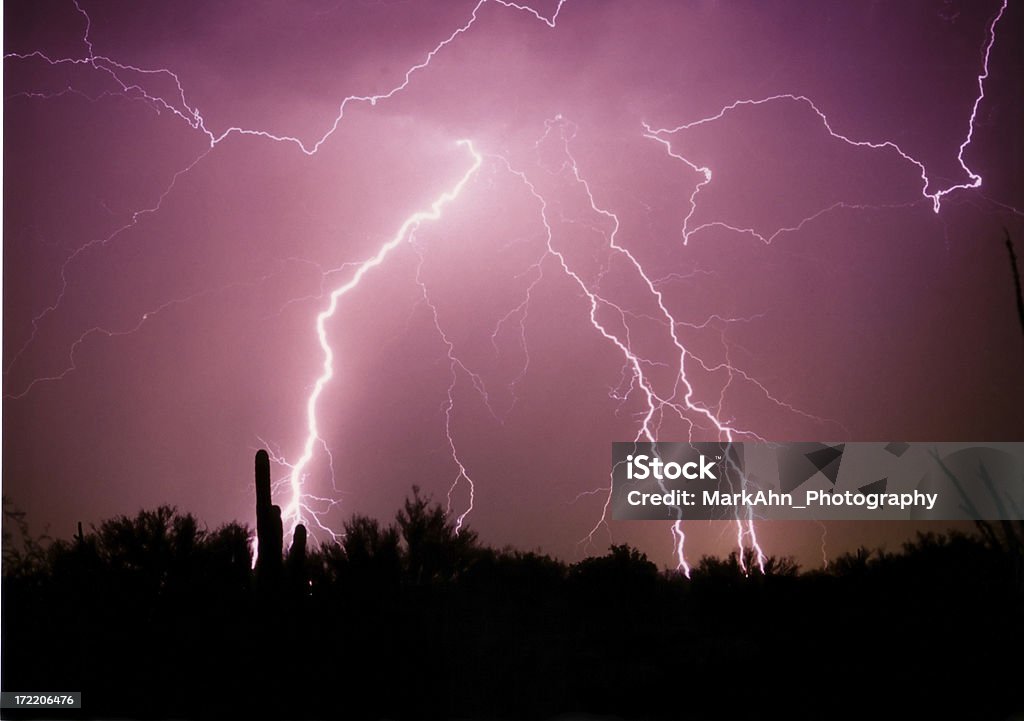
[1, 453, 1020, 720]
[311, 514, 403, 601]
[396, 485, 479, 585]
[2, 495, 52, 578]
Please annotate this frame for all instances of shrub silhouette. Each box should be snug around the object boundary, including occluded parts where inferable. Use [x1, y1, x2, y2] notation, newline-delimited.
[2, 495, 52, 579]
[570, 543, 659, 602]
[342, 514, 401, 573]
[396, 485, 479, 585]
[311, 513, 402, 601]
[2, 458, 1021, 721]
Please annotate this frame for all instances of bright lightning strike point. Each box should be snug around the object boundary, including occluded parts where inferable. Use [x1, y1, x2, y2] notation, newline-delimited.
[282, 139, 483, 535]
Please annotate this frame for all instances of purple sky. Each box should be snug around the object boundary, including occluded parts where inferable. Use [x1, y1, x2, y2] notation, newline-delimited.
[4, 0, 1023, 569]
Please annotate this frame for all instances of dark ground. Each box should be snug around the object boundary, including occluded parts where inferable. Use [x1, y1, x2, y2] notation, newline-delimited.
[2, 489, 1022, 721]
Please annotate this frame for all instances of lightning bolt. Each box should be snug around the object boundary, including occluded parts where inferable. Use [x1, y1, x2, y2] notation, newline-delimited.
[280, 140, 482, 535]
[488, 116, 807, 574]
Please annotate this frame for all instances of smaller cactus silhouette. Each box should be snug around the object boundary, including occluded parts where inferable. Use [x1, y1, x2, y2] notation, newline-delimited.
[287, 523, 309, 594]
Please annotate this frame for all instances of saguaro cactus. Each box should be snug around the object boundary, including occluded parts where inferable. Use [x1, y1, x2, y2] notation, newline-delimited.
[255, 449, 283, 579]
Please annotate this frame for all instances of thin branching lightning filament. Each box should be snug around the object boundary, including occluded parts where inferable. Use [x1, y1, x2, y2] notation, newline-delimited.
[644, 0, 1008, 220]
[491, 122, 771, 574]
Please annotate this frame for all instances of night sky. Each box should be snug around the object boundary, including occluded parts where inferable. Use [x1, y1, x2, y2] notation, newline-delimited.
[4, 0, 1023, 570]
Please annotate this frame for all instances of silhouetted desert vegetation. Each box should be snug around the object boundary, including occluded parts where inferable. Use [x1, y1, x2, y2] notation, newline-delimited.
[3, 470, 1022, 720]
